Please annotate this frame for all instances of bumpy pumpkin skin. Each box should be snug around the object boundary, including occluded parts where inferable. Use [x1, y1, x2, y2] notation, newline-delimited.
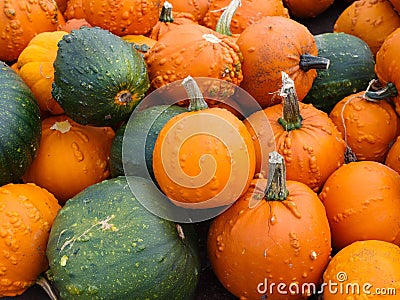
[323, 240, 400, 299]
[17, 31, 67, 115]
[203, 0, 289, 34]
[145, 24, 243, 90]
[22, 115, 115, 204]
[319, 161, 400, 251]
[82, 0, 160, 36]
[208, 178, 332, 300]
[333, 0, 400, 55]
[168, 0, 210, 23]
[0, 0, 65, 62]
[237, 16, 319, 108]
[63, 0, 85, 20]
[283, 0, 334, 18]
[329, 91, 399, 163]
[374, 28, 400, 115]
[0, 183, 61, 297]
[149, 11, 198, 41]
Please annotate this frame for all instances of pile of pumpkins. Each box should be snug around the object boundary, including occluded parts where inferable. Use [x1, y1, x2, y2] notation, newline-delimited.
[1, 0, 400, 299]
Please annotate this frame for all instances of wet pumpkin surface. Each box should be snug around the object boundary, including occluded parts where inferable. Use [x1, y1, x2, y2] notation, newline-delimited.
[4, 1, 349, 299]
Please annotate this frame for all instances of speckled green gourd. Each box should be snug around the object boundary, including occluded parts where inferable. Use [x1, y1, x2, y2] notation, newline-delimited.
[52, 26, 150, 127]
[0, 62, 41, 186]
[109, 104, 186, 178]
[303, 32, 376, 113]
[46, 176, 200, 300]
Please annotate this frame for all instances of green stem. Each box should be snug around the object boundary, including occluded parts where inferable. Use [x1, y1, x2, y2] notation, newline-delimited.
[278, 72, 302, 131]
[364, 82, 398, 101]
[299, 53, 330, 71]
[181, 76, 208, 111]
[215, 0, 241, 36]
[159, 1, 174, 22]
[265, 151, 289, 201]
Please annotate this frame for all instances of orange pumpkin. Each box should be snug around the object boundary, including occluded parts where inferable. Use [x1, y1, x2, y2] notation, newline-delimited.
[389, 0, 400, 12]
[60, 18, 92, 32]
[203, 0, 289, 35]
[244, 73, 346, 192]
[0, 183, 61, 297]
[121, 34, 158, 54]
[333, 0, 400, 55]
[319, 160, 400, 251]
[329, 91, 399, 163]
[208, 151, 332, 299]
[167, 0, 210, 23]
[385, 135, 400, 174]
[82, 0, 160, 36]
[63, 0, 85, 20]
[16, 30, 67, 115]
[22, 115, 115, 204]
[55, 0, 68, 14]
[283, 0, 334, 18]
[144, 24, 243, 90]
[149, 1, 198, 41]
[236, 16, 329, 108]
[323, 240, 400, 299]
[0, 0, 65, 63]
[152, 76, 256, 209]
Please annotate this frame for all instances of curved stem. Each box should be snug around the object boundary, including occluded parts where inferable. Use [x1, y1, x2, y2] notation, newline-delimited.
[159, 1, 174, 23]
[364, 82, 398, 101]
[215, 0, 241, 36]
[265, 151, 289, 201]
[278, 72, 302, 131]
[182, 76, 208, 111]
[36, 275, 59, 300]
[299, 53, 330, 71]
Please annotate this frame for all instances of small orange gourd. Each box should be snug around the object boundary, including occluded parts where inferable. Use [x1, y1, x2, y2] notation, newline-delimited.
[152, 76, 256, 209]
[22, 115, 115, 204]
[16, 30, 68, 115]
[319, 160, 400, 251]
[208, 151, 332, 299]
[0, 183, 61, 297]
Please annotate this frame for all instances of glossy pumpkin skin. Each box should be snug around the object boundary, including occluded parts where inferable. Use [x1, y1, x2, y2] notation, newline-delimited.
[145, 24, 243, 90]
[319, 161, 400, 251]
[329, 91, 399, 163]
[46, 176, 201, 299]
[237, 16, 319, 108]
[17, 31, 67, 115]
[22, 115, 115, 204]
[0, 183, 61, 297]
[0, 62, 41, 186]
[0, 0, 65, 62]
[152, 106, 256, 209]
[323, 240, 400, 299]
[168, 0, 210, 23]
[283, 0, 334, 18]
[82, 0, 160, 36]
[208, 178, 332, 300]
[203, 0, 289, 34]
[52, 27, 150, 127]
[333, 0, 400, 55]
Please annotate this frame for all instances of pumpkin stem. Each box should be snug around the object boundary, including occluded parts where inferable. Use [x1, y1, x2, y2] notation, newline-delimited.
[264, 151, 289, 201]
[345, 145, 357, 163]
[299, 53, 330, 71]
[215, 0, 241, 36]
[159, 1, 174, 23]
[364, 81, 398, 101]
[278, 72, 302, 131]
[36, 275, 59, 300]
[182, 76, 209, 111]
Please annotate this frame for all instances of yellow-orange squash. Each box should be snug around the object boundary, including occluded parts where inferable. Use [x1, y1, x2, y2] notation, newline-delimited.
[208, 151, 332, 299]
[22, 115, 115, 204]
[319, 160, 400, 251]
[0, 183, 61, 297]
[323, 240, 400, 299]
[329, 91, 399, 163]
[0, 0, 65, 62]
[16, 30, 67, 115]
[333, 0, 400, 55]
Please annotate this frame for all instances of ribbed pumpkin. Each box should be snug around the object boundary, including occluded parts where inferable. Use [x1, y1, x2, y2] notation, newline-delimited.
[0, 0, 65, 62]
[22, 115, 115, 204]
[17, 30, 67, 115]
[0, 182, 61, 297]
[237, 16, 329, 108]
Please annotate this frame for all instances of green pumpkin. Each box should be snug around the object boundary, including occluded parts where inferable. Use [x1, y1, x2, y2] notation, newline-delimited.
[0, 62, 41, 185]
[46, 176, 200, 300]
[303, 32, 376, 113]
[52, 26, 150, 127]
